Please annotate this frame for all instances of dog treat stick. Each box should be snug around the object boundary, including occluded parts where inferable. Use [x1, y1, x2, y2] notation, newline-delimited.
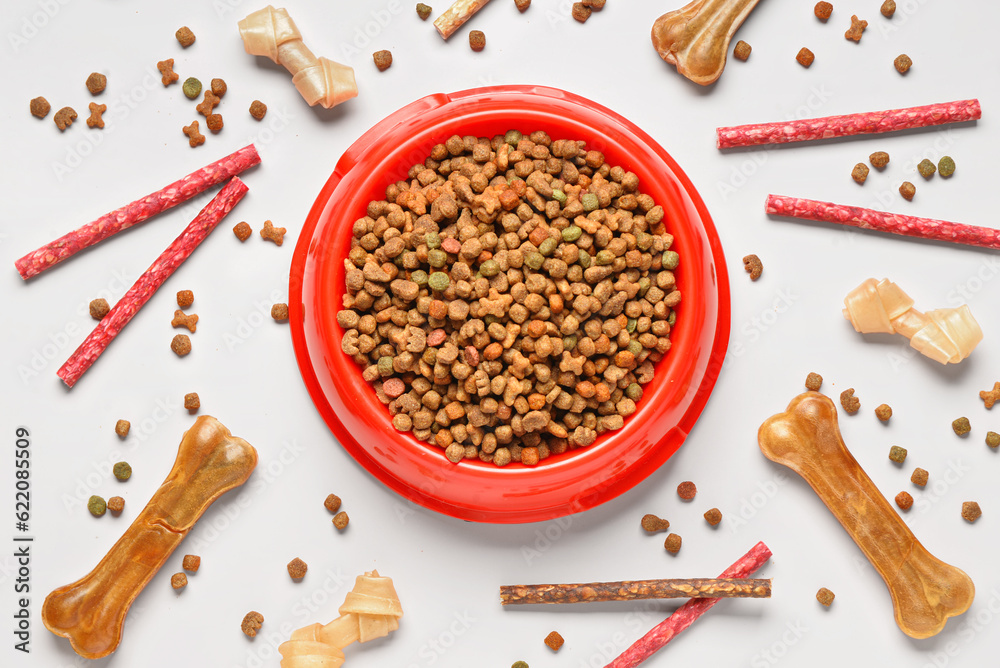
[759, 392, 974, 638]
[718, 99, 981, 148]
[605, 542, 772, 668]
[14, 145, 259, 280]
[42, 416, 258, 659]
[57, 177, 248, 388]
[239, 5, 358, 108]
[434, 0, 493, 39]
[500, 578, 771, 605]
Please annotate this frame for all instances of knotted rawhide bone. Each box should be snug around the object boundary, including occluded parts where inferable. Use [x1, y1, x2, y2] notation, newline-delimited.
[651, 0, 762, 85]
[42, 416, 258, 659]
[500, 577, 771, 605]
[758, 392, 974, 639]
[238, 5, 358, 109]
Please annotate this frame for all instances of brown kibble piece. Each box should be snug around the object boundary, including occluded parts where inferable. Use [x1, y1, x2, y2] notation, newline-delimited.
[952, 417, 971, 436]
[196, 91, 220, 117]
[816, 587, 835, 606]
[979, 382, 1000, 409]
[895, 491, 913, 511]
[583, 0, 605, 8]
[899, 181, 915, 201]
[30, 96, 51, 118]
[206, 113, 224, 134]
[417, 3, 433, 19]
[107, 496, 125, 514]
[211, 78, 227, 98]
[171, 334, 192, 357]
[845, 15, 867, 41]
[704, 508, 722, 526]
[805, 372, 823, 391]
[852, 163, 869, 184]
[182, 555, 201, 572]
[183, 120, 205, 148]
[373, 50, 393, 71]
[115, 419, 130, 438]
[333, 511, 349, 530]
[961, 501, 981, 523]
[271, 303, 289, 321]
[640, 513, 669, 533]
[733, 40, 751, 61]
[987, 432, 1000, 448]
[742, 254, 763, 280]
[469, 30, 486, 51]
[172, 310, 199, 333]
[249, 100, 267, 120]
[170, 573, 187, 590]
[796, 48, 815, 68]
[544, 631, 564, 651]
[287, 557, 308, 580]
[875, 404, 892, 422]
[176, 26, 196, 48]
[54, 107, 77, 131]
[881, 0, 895, 18]
[677, 481, 697, 500]
[840, 388, 860, 414]
[664, 533, 682, 554]
[814, 2, 832, 21]
[184, 392, 200, 413]
[894, 54, 912, 74]
[90, 298, 110, 320]
[233, 222, 252, 241]
[324, 494, 342, 513]
[86, 73, 107, 95]
[86, 103, 107, 129]
[869, 151, 890, 169]
[177, 290, 194, 308]
[515, 0, 531, 12]
[241, 611, 264, 637]
[157, 59, 179, 86]
[572, 2, 591, 22]
[260, 220, 286, 245]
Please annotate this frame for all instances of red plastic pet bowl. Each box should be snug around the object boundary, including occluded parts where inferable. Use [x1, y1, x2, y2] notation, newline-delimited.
[289, 85, 730, 523]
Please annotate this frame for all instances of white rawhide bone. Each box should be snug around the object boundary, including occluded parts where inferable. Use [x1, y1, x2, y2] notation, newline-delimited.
[238, 5, 358, 109]
[842, 278, 982, 364]
[434, 0, 493, 39]
[651, 0, 762, 85]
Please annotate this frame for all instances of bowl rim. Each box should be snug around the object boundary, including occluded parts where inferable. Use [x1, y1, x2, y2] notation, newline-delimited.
[289, 85, 731, 523]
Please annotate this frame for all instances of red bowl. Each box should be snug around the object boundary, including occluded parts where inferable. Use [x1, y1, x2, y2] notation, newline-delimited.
[289, 85, 730, 523]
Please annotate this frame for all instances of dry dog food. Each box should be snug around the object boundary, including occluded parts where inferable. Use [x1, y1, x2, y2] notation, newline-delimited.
[572, 3, 591, 22]
[733, 40, 751, 61]
[417, 3, 433, 19]
[177, 290, 194, 308]
[911, 467, 928, 486]
[845, 15, 867, 41]
[952, 417, 971, 436]
[373, 50, 393, 71]
[743, 254, 762, 280]
[88, 495, 107, 517]
[469, 30, 486, 51]
[938, 156, 956, 177]
[899, 181, 915, 201]
[338, 131, 678, 466]
[260, 220, 285, 245]
[894, 54, 912, 74]
[889, 445, 907, 464]
[107, 496, 124, 513]
[172, 310, 198, 332]
[90, 298, 110, 320]
[86, 72, 107, 95]
[241, 611, 264, 637]
[641, 513, 669, 533]
[816, 587, 835, 606]
[113, 461, 132, 481]
[664, 533, 682, 554]
[840, 388, 860, 413]
[851, 163, 869, 184]
[176, 26, 196, 47]
[183, 121, 205, 148]
[211, 78, 227, 97]
[875, 403, 892, 422]
[805, 372, 823, 391]
[170, 573, 187, 590]
[157, 59, 178, 86]
[183, 77, 202, 100]
[796, 48, 815, 68]
[333, 511, 349, 530]
[324, 493, 342, 513]
[704, 508, 722, 526]
[206, 114, 223, 134]
[196, 91, 220, 117]
[54, 107, 77, 131]
[184, 392, 200, 412]
[980, 382, 1000, 408]
[544, 631, 564, 651]
[677, 481, 697, 500]
[87, 103, 106, 129]
[233, 221, 252, 241]
[171, 334, 192, 356]
[987, 431, 1000, 448]
[917, 159, 936, 179]
[287, 557, 308, 580]
[115, 419, 130, 438]
[962, 501, 981, 523]
[583, 0, 605, 8]
[249, 100, 267, 120]
[183, 555, 201, 571]
[272, 303, 289, 321]
[515, 0, 531, 12]
[870, 151, 890, 169]
[881, 0, 896, 18]
[814, 2, 832, 21]
[30, 96, 51, 118]
[895, 491, 913, 511]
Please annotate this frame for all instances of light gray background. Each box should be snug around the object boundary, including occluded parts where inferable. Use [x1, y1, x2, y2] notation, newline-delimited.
[2, 1, 998, 667]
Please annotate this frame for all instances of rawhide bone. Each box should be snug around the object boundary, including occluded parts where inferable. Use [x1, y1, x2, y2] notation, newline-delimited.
[651, 0, 762, 86]
[42, 416, 258, 659]
[238, 5, 357, 109]
[758, 392, 974, 639]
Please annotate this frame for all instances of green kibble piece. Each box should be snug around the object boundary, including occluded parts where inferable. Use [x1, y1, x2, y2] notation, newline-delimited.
[627, 339, 643, 356]
[987, 431, 1000, 448]
[538, 238, 558, 257]
[889, 445, 908, 464]
[552, 189, 567, 204]
[561, 225, 582, 242]
[525, 252, 544, 269]
[662, 250, 680, 270]
[917, 159, 936, 179]
[182, 77, 202, 100]
[377, 356, 394, 375]
[88, 495, 107, 517]
[638, 277, 651, 297]
[562, 335, 577, 351]
[411, 269, 428, 286]
[512, 662, 529, 668]
[480, 259, 500, 277]
[595, 250, 615, 265]
[428, 248, 447, 268]
[483, 314, 500, 326]
[577, 250, 591, 268]
[635, 232, 653, 251]
[428, 272, 450, 291]
[425, 232, 441, 249]
[626, 383, 643, 401]
[504, 129, 522, 146]
[113, 461, 132, 481]
[626, 318, 637, 333]
[953, 417, 971, 436]
[668, 311, 677, 326]
[938, 156, 956, 177]
[581, 193, 599, 212]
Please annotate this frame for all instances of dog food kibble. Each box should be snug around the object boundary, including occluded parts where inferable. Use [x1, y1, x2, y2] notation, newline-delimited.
[211, 78, 227, 97]
[980, 382, 1000, 408]
[733, 40, 751, 61]
[895, 491, 913, 511]
[233, 221, 253, 241]
[469, 30, 486, 51]
[249, 100, 267, 120]
[113, 461, 132, 481]
[796, 47, 815, 68]
[287, 557, 308, 580]
[664, 533, 682, 554]
[54, 107, 77, 131]
[572, 2, 592, 22]
[416, 3, 432, 19]
[814, 2, 832, 21]
[845, 15, 867, 41]
[881, 0, 896, 18]
[271, 303, 289, 321]
[324, 494, 342, 513]
[869, 151, 890, 169]
[677, 481, 697, 500]
[544, 631, 564, 651]
[805, 372, 823, 391]
[851, 163, 869, 184]
[899, 181, 916, 201]
[641, 513, 669, 533]
[171, 572, 188, 590]
[512, 662, 529, 668]
[196, 91, 220, 117]
[86, 72, 107, 95]
[87, 103, 107, 129]
[175, 26, 196, 48]
[184, 392, 200, 412]
[115, 419, 130, 438]
[952, 417, 971, 436]
[743, 254, 763, 280]
[241, 611, 264, 637]
[183, 121, 205, 148]
[172, 310, 199, 332]
[962, 501, 982, 523]
[260, 219, 286, 245]
[515, 0, 531, 12]
[107, 496, 124, 513]
[894, 54, 912, 74]
[987, 431, 1000, 448]
[182, 77, 202, 100]
[583, 0, 606, 8]
[373, 50, 393, 71]
[206, 113, 224, 134]
[30, 96, 51, 118]
[816, 587, 835, 606]
[938, 156, 956, 178]
[90, 298, 110, 320]
[183, 555, 201, 571]
[157, 59, 179, 86]
[176, 290, 194, 308]
[171, 334, 192, 356]
[889, 445, 907, 464]
[917, 159, 936, 179]
[333, 511, 349, 530]
[911, 467, 929, 487]
[875, 403, 892, 422]
[704, 507, 723, 526]
[88, 495, 107, 517]
[840, 388, 860, 413]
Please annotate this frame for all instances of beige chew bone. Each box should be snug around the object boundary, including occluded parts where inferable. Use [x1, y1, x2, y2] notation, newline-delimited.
[238, 5, 358, 109]
[651, 0, 762, 85]
[843, 278, 982, 364]
[758, 392, 974, 639]
[279, 570, 403, 667]
[42, 416, 258, 659]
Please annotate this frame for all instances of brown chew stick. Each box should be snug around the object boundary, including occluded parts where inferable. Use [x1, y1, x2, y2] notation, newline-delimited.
[42, 416, 258, 659]
[500, 578, 771, 605]
[434, 0, 493, 39]
[758, 392, 974, 639]
[651, 0, 762, 85]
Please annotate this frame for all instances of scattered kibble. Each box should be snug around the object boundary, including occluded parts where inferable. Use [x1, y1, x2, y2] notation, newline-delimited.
[894, 54, 912, 74]
[880, 0, 896, 18]
[333, 511, 349, 530]
[952, 417, 971, 436]
[814, 2, 832, 21]
[895, 491, 913, 511]
[86, 102, 107, 129]
[107, 496, 124, 513]
[571, 2, 591, 22]
[889, 445, 907, 464]
[641, 513, 669, 533]
[515, 0, 531, 12]
[851, 163, 869, 184]
[796, 47, 815, 68]
[469, 30, 486, 51]
[980, 382, 1000, 409]
[962, 501, 982, 523]
[911, 467, 928, 487]
[171, 334, 192, 357]
[233, 221, 252, 241]
[30, 96, 51, 118]
[171, 572, 188, 590]
[869, 151, 890, 169]
[171, 310, 198, 333]
[544, 631, 564, 651]
[583, 0, 605, 8]
[845, 15, 867, 41]
[899, 181, 915, 201]
[157, 58, 179, 86]
[182, 77, 202, 100]
[324, 494, 342, 513]
[241, 611, 264, 637]
[175, 26, 196, 48]
[733, 40, 751, 61]
[938, 156, 955, 178]
[512, 662, 529, 668]
[113, 461, 132, 481]
[249, 99, 267, 120]
[211, 78, 227, 97]
[373, 49, 393, 71]
[177, 290, 194, 308]
[287, 557, 308, 580]
[183, 554, 201, 572]
[917, 159, 936, 179]
[875, 404, 892, 422]
[196, 90, 220, 117]
[183, 120, 205, 148]
[260, 219, 286, 245]
[54, 107, 77, 131]
[742, 254, 763, 281]
[115, 419, 130, 438]
[184, 392, 200, 412]
[664, 533, 682, 554]
[206, 113, 224, 134]
[816, 587, 835, 606]
[88, 495, 107, 517]
[840, 388, 860, 414]
[90, 298, 110, 320]
[704, 508, 723, 526]
[86, 72, 107, 95]
[416, 3, 433, 20]
[805, 372, 823, 391]
[987, 431, 1000, 448]
[271, 303, 289, 321]
[677, 481, 697, 501]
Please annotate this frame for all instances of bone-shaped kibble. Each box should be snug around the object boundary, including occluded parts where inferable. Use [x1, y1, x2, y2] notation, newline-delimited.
[758, 392, 974, 639]
[651, 0, 762, 85]
[42, 416, 257, 659]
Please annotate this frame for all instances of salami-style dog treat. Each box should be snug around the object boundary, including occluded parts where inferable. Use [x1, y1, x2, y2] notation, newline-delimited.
[433, 0, 493, 39]
[606, 542, 772, 668]
[765, 194, 1000, 252]
[499, 578, 771, 605]
[15, 145, 260, 280]
[718, 99, 981, 149]
[56, 178, 249, 388]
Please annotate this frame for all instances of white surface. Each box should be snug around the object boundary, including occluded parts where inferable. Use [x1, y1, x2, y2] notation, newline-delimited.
[2, 1, 999, 667]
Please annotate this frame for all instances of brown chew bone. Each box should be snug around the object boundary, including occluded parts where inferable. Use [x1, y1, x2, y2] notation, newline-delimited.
[758, 392, 974, 639]
[651, 0, 762, 85]
[42, 416, 258, 658]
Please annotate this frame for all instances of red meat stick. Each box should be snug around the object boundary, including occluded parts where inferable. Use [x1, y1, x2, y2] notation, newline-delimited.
[605, 541, 772, 668]
[717, 99, 981, 149]
[766, 195, 1000, 250]
[15, 144, 260, 280]
[57, 177, 248, 388]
